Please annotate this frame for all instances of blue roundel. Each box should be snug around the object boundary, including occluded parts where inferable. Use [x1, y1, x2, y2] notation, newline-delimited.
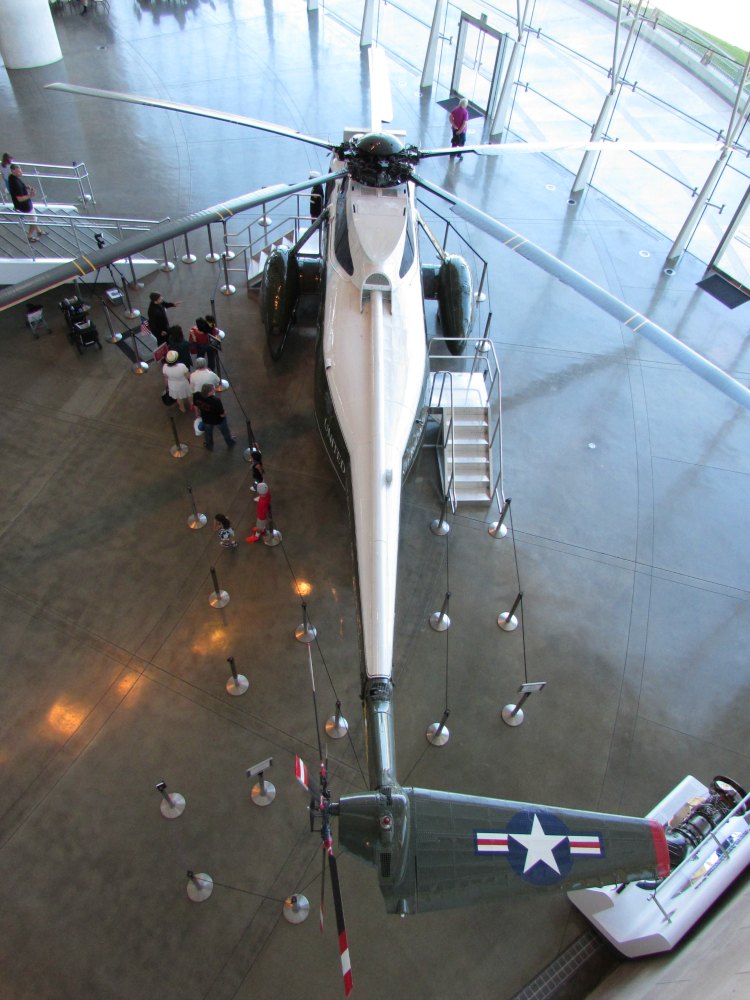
[505, 810, 573, 886]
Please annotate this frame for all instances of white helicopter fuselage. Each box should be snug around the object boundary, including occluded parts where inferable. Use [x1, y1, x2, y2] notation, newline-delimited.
[320, 160, 428, 688]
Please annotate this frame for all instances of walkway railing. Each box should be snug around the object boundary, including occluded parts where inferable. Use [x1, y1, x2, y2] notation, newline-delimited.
[1, 160, 96, 209]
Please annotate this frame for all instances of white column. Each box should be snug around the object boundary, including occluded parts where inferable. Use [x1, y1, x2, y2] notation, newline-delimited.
[0, 0, 62, 69]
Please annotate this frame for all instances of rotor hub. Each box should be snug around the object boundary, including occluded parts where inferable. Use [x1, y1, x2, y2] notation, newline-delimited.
[339, 132, 419, 187]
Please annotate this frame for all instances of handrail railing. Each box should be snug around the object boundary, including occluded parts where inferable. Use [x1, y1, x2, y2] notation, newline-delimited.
[1, 160, 96, 209]
[0, 208, 168, 257]
[428, 336, 504, 507]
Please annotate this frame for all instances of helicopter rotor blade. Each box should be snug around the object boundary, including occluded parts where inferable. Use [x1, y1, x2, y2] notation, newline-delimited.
[319, 845, 327, 934]
[0, 170, 346, 314]
[417, 139, 724, 159]
[412, 172, 750, 414]
[45, 83, 337, 152]
[327, 848, 353, 997]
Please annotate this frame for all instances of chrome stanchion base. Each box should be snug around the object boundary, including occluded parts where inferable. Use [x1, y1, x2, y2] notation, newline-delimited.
[429, 611, 451, 632]
[251, 781, 276, 807]
[124, 308, 141, 319]
[133, 361, 149, 375]
[220, 284, 236, 296]
[259, 214, 272, 227]
[170, 443, 188, 458]
[214, 378, 230, 392]
[501, 705, 524, 727]
[107, 332, 123, 344]
[476, 338, 491, 353]
[325, 714, 349, 739]
[475, 290, 487, 303]
[283, 895, 309, 924]
[129, 280, 144, 291]
[205, 252, 221, 263]
[209, 589, 230, 609]
[222, 250, 236, 261]
[187, 513, 207, 529]
[187, 873, 214, 902]
[263, 529, 282, 547]
[489, 522, 508, 538]
[160, 261, 176, 273]
[295, 622, 317, 644]
[430, 518, 450, 536]
[160, 793, 186, 819]
[497, 612, 518, 631]
[426, 722, 450, 746]
[181, 254, 197, 264]
[226, 674, 249, 697]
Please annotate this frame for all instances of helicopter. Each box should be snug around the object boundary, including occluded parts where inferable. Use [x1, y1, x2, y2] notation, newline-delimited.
[2, 58, 749, 998]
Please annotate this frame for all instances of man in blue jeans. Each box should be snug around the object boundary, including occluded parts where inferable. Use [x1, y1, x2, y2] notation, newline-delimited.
[194, 384, 236, 451]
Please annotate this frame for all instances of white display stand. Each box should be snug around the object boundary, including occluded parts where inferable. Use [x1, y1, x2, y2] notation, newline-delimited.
[568, 776, 750, 957]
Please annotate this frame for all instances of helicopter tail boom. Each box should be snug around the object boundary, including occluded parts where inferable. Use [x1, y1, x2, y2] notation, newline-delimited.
[338, 786, 669, 915]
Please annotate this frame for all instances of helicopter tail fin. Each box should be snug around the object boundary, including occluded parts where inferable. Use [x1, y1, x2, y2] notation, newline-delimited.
[338, 787, 669, 915]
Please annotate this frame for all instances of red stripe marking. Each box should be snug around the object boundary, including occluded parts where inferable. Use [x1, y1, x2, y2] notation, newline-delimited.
[649, 819, 671, 879]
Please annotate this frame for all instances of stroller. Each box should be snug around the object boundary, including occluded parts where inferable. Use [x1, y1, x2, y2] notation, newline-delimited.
[59, 297, 102, 354]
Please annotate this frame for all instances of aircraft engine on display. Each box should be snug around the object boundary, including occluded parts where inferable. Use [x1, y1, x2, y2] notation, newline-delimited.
[569, 775, 750, 957]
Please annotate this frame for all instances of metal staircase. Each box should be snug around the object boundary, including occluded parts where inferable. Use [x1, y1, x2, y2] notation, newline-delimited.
[1, 159, 164, 286]
[428, 340, 503, 507]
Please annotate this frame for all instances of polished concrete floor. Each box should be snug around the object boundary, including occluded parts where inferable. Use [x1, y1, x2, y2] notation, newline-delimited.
[1, 3, 750, 999]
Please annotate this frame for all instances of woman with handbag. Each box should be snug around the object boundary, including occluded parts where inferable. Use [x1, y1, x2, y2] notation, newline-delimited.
[162, 350, 192, 413]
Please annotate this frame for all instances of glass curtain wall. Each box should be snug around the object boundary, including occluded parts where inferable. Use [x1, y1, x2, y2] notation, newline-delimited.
[317, 0, 749, 279]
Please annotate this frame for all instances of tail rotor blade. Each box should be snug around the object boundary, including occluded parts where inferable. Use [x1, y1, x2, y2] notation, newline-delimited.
[319, 846, 327, 934]
[328, 851, 353, 997]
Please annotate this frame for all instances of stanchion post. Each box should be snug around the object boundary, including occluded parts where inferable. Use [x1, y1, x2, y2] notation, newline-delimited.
[243, 419, 257, 463]
[325, 699, 349, 739]
[220, 252, 236, 296]
[501, 681, 546, 727]
[497, 590, 522, 631]
[263, 504, 282, 547]
[186, 486, 207, 529]
[246, 757, 276, 806]
[220, 221, 236, 260]
[430, 492, 451, 536]
[155, 780, 186, 818]
[475, 260, 488, 303]
[213, 352, 229, 391]
[476, 310, 492, 353]
[160, 242, 175, 272]
[205, 224, 221, 263]
[121, 281, 140, 320]
[131, 323, 148, 375]
[489, 495, 511, 539]
[102, 302, 122, 343]
[295, 602, 317, 643]
[426, 708, 451, 746]
[226, 655, 249, 696]
[127, 256, 144, 291]
[182, 233, 197, 264]
[283, 894, 310, 924]
[429, 591, 451, 632]
[186, 870, 214, 902]
[209, 566, 230, 608]
[169, 416, 188, 458]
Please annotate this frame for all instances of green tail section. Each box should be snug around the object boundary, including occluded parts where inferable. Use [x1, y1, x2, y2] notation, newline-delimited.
[338, 787, 669, 915]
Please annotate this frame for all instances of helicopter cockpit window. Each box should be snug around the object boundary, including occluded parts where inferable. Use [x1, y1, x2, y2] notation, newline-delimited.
[399, 201, 415, 279]
[334, 177, 354, 277]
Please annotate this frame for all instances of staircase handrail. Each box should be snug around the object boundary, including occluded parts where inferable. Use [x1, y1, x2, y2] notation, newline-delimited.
[429, 337, 504, 506]
[0, 160, 96, 208]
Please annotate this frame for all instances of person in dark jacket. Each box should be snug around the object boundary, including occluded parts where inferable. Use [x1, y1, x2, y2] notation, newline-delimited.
[193, 384, 236, 451]
[8, 164, 45, 241]
[147, 292, 180, 346]
[167, 325, 193, 370]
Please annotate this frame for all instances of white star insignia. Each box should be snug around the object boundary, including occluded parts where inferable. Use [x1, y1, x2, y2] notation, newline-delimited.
[509, 815, 567, 873]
